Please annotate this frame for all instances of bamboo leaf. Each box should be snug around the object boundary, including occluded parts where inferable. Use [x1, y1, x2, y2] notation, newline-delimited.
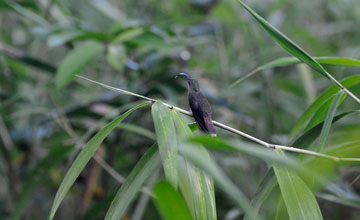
[230, 57, 360, 87]
[316, 92, 344, 152]
[179, 142, 256, 219]
[303, 94, 345, 133]
[104, 143, 160, 220]
[56, 41, 104, 88]
[315, 57, 360, 66]
[152, 180, 193, 220]
[236, 0, 360, 104]
[273, 151, 323, 220]
[152, 101, 178, 188]
[290, 75, 360, 139]
[170, 110, 217, 220]
[47, 101, 150, 220]
[292, 111, 358, 149]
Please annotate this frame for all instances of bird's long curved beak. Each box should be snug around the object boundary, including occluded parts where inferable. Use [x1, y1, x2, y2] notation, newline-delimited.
[175, 72, 191, 80]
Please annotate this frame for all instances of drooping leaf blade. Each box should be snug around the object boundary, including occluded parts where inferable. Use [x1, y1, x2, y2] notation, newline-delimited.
[178, 142, 256, 219]
[236, 0, 360, 105]
[47, 101, 150, 220]
[152, 101, 178, 188]
[273, 150, 323, 220]
[170, 110, 217, 220]
[236, 1, 327, 77]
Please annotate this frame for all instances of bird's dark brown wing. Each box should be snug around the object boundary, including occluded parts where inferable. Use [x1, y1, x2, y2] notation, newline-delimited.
[189, 91, 216, 136]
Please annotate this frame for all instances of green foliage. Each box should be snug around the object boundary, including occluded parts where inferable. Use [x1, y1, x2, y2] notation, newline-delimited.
[273, 150, 323, 220]
[152, 101, 178, 188]
[1, 0, 360, 219]
[152, 180, 193, 220]
[48, 102, 150, 220]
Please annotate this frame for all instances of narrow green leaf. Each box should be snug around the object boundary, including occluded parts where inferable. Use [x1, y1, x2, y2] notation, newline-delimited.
[152, 180, 193, 220]
[56, 41, 104, 88]
[179, 142, 256, 219]
[292, 111, 358, 149]
[290, 75, 360, 139]
[273, 150, 323, 220]
[104, 143, 161, 220]
[236, 1, 327, 77]
[316, 57, 360, 66]
[152, 101, 178, 188]
[170, 110, 217, 220]
[230, 57, 298, 88]
[47, 102, 150, 220]
[236, 0, 360, 104]
[316, 92, 344, 152]
[230, 57, 360, 87]
[303, 92, 347, 133]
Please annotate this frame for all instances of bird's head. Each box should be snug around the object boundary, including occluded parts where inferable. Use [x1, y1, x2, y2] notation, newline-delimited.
[175, 73, 200, 92]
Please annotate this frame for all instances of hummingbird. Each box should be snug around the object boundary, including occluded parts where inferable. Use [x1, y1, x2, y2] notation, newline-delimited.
[176, 73, 216, 136]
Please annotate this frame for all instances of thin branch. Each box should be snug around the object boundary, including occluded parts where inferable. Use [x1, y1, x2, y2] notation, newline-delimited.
[77, 75, 360, 163]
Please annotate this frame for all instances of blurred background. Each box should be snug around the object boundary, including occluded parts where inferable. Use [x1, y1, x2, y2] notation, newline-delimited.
[1, 0, 360, 219]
